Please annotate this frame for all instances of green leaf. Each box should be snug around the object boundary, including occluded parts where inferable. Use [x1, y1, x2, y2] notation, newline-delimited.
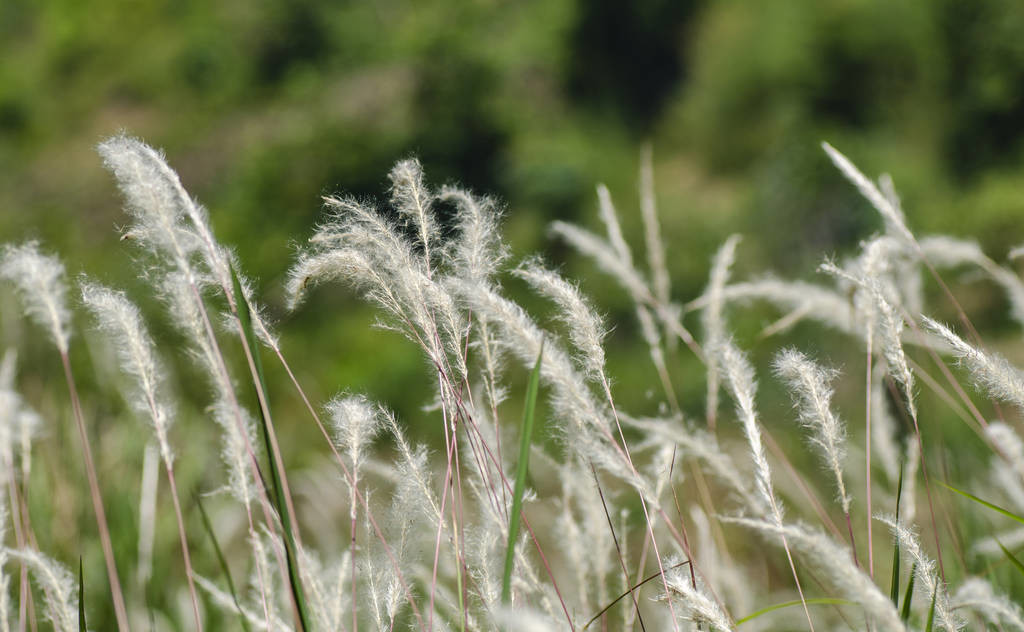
[901, 562, 916, 622]
[940, 481, 1024, 526]
[196, 493, 250, 632]
[890, 461, 905, 607]
[924, 584, 937, 632]
[997, 540, 1024, 579]
[230, 264, 310, 632]
[78, 557, 86, 632]
[502, 342, 543, 604]
[735, 598, 853, 625]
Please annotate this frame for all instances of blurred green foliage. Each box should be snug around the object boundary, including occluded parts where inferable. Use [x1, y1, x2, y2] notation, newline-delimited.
[3, 0, 1024, 626]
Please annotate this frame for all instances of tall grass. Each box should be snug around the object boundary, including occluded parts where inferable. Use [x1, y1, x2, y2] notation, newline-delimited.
[1, 136, 1023, 630]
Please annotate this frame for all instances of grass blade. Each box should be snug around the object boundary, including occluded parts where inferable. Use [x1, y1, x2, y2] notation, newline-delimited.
[997, 540, 1024, 579]
[901, 562, 917, 623]
[735, 598, 853, 625]
[924, 584, 937, 632]
[78, 557, 86, 632]
[230, 265, 310, 631]
[502, 342, 543, 604]
[196, 494, 250, 632]
[940, 481, 1024, 526]
[890, 462, 905, 607]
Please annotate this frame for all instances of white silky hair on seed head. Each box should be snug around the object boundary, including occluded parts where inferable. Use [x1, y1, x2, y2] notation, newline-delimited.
[773, 348, 851, 513]
[924, 316, 1024, 414]
[663, 556, 733, 632]
[877, 514, 961, 631]
[727, 516, 904, 631]
[6, 548, 77, 632]
[514, 258, 607, 381]
[0, 241, 71, 353]
[81, 280, 176, 464]
[953, 578, 1024, 630]
[325, 393, 384, 476]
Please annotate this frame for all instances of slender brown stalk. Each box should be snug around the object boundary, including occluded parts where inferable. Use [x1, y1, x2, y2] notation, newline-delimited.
[163, 463, 203, 630]
[59, 351, 130, 632]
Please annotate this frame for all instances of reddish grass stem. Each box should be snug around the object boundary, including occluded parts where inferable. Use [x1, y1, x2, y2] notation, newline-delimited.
[59, 351, 130, 632]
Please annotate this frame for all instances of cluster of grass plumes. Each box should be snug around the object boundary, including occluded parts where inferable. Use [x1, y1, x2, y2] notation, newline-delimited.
[2, 136, 1024, 631]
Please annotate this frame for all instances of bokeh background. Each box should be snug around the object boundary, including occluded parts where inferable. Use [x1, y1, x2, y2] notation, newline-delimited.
[2, 0, 1024, 627]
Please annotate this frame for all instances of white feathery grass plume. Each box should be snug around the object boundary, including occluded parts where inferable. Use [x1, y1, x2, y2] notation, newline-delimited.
[81, 281, 176, 464]
[718, 340, 817, 630]
[439, 185, 506, 283]
[97, 135, 202, 276]
[683, 278, 857, 337]
[492, 606, 561, 632]
[454, 279, 608, 436]
[821, 142, 913, 243]
[362, 553, 389, 630]
[550, 221, 650, 302]
[773, 349, 851, 513]
[382, 407, 441, 526]
[98, 135, 234, 297]
[923, 316, 1024, 413]
[249, 529, 282, 627]
[195, 574, 291, 632]
[294, 545, 329, 632]
[620, 415, 760, 512]
[919, 235, 1024, 329]
[551, 219, 700, 351]
[0, 242, 71, 353]
[226, 249, 279, 350]
[821, 261, 917, 419]
[596, 184, 633, 267]
[986, 422, 1024, 511]
[690, 506, 752, 619]
[634, 302, 679, 411]
[953, 577, 1024, 630]
[100, 136, 280, 353]
[973, 526, 1024, 557]
[639, 144, 671, 312]
[326, 394, 384, 507]
[5, 548, 76, 632]
[725, 517, 904, 630]
[325, 551, 352, 630]
[663, 558, 733, 632]
[389, 158, 438, 265]
[295, 191, 466, 381]
[514, 259, 606, 380]
[0, 350, 38, 489]
[556, 471, 592, 614]
[285, 249, 381, 312]
[718, 340, 776, 519]
[161, 272, 259, 504]
[876, 514, 960, 631]
[703, 235, 741, 426]
[578, 471, 614, 609]
[216, 401, 260, 506]
[136, 442, 159, 587]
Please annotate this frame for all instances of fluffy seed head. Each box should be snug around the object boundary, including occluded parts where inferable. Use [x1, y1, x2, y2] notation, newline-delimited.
[0, 241, 71, 353]
[81, 281, 175, 464]
[774, 348, 850, 512]
[514, 259, 606, 380]
[326, 394, 384, 476]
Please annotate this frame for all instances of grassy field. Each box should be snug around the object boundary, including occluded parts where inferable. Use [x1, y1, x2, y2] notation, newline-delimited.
[4, 1, 1024, 629]
[1, 134, 1024, 629]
